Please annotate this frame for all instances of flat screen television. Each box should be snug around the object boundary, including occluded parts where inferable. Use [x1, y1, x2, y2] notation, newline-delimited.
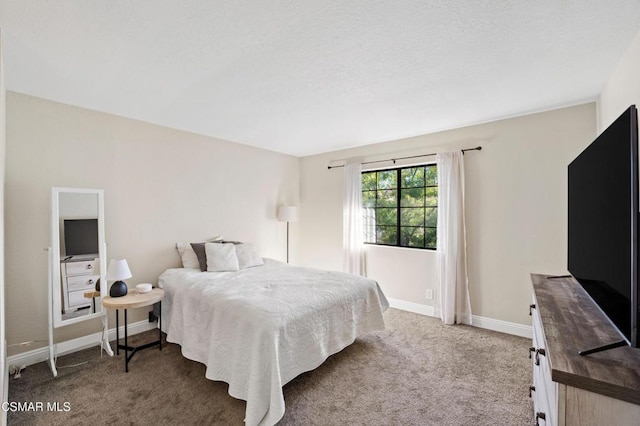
[63, 219, 99, 257]
[568, 105, 639, 350]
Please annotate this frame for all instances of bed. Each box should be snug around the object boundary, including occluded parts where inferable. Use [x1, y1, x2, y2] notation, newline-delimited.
[158, 258, 388, 426]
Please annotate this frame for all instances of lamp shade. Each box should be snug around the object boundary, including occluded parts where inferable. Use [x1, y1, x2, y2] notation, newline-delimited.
[277, 206, 297, 222]
[107, 259, 132, 281]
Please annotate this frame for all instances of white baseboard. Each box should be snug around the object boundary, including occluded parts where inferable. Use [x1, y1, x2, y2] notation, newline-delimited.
[387, 297, 532, 338]
[387, 297, 435, 317]
[471, 315, 532, 339]
[7, 320, 157, 368]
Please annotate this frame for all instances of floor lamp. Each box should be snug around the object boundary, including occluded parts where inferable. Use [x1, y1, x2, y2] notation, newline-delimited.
[278, 206, 297, 263]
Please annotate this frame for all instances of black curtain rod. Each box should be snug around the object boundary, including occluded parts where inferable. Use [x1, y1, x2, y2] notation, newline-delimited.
[327, 146, 482, 170]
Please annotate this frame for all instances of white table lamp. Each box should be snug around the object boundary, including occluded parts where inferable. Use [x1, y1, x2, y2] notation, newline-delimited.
[278, 206, 297, 263]
[107, 258, 132, 297]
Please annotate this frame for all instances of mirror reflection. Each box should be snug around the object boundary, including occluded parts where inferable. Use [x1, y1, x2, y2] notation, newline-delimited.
[52, 189, 106, 326]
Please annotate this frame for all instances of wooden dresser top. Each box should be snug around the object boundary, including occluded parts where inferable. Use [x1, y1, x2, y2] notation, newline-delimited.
[531, 274, 640, 405]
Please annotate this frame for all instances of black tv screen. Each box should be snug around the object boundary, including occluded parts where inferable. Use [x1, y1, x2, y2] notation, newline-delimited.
[63, 219, 99, 256]
[568, 105, 639, 348]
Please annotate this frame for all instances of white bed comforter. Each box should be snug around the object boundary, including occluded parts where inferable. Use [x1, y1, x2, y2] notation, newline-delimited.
[158, 259, 388, 426]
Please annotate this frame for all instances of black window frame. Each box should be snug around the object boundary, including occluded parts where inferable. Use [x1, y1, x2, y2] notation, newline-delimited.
[362, 164, 438, 250]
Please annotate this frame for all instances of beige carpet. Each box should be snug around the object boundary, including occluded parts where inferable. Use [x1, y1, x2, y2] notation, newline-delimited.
[8, 309, 533, 425]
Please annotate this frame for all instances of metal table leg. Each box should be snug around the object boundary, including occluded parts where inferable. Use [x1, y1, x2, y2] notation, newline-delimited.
[115, 305, 162, 372]
[159, 301, 162, 351]
[115, 309, 119, 355]
[124, 308, 128, 372]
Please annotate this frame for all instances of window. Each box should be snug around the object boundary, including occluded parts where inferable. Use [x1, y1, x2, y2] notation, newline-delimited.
[362, 164, 437, 249]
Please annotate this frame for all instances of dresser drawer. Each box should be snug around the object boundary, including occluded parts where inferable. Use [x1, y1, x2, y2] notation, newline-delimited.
[68, 290, 92, 308]
[67, 274, 99, 291]
[64, 260, 97, 276]
[532, 304, 557, 425]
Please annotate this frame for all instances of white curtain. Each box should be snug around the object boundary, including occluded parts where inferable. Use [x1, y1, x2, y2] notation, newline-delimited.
[343, 163, 365, 276]
[434, 151, 472, 325]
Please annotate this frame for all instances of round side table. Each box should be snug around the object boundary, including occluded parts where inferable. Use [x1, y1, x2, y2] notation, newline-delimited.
[102, 288, 164, 372]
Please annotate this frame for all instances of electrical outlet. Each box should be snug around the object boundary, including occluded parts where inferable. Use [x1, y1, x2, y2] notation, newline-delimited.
[425, 289, 433, 300]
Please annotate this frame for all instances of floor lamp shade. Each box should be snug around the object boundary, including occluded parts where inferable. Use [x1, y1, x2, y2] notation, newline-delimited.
[107, 259, 132, 297]
[277, 206, 297, 223]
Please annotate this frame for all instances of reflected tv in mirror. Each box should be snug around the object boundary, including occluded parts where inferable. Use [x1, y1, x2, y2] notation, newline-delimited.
[568, 105, 639, 348]
[63, 219, 99, 256]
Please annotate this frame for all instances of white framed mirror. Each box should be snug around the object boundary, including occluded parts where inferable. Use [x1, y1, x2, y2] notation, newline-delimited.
[50, 187, 107, 327]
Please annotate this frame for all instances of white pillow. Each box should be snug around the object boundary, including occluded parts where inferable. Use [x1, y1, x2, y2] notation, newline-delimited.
[176, 242, 199, 269]
[235, 243, 264, 269]
[205, 243, 239, 272]
[176, 236, 222, 269]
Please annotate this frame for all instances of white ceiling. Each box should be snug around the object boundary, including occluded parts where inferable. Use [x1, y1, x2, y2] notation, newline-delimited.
[1, 1, 640, 156]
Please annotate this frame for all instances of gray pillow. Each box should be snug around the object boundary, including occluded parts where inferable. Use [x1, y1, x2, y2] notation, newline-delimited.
[190, 243, 208, 272]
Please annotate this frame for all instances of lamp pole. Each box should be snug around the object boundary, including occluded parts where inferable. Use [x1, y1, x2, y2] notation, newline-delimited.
[278, 206, 297, 264]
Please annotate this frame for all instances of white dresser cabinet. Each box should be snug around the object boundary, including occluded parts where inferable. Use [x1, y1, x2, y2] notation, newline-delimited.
[530, 274, 640, 425]
[61, 258, 98, 313]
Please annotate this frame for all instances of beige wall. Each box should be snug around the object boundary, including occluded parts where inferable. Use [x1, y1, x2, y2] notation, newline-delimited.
[5, 92, 299, 354]
[599, 28, 640, 131]
[299, 103, 596, 326]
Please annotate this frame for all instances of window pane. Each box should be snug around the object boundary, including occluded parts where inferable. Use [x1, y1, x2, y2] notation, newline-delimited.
[377, 170, 397, 189]
[362, 190, 376, 208]
[425, 165, 437, 186]
[376, 226, 397, 245]
[363, 207, 376, 243]
[425, 187, 438, 207]
[400, 187, 425, 207]
[425, 207, 437, 227]
[425, 227, 437, 249]
[401, 227, 425, 247]
[376, 189, 397, 207]
[376, 208, 397, 226]
[400, 208, 424, 226]
[362, 172, 377, 191]
[401, 167, 425, 188]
